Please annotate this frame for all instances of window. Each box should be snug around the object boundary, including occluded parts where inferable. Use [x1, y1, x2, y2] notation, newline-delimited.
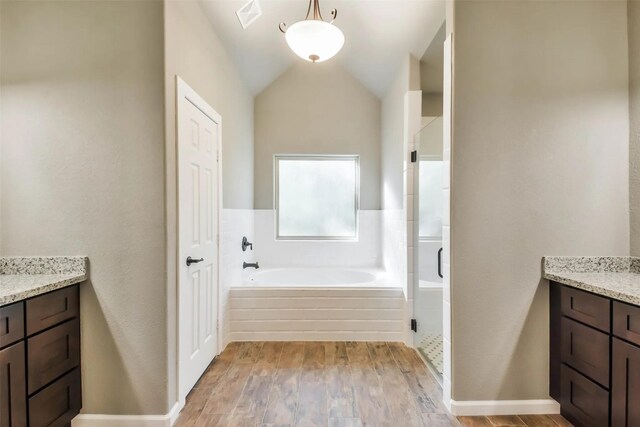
[419, 157, 443, 239]
[275, 155, 359, 240]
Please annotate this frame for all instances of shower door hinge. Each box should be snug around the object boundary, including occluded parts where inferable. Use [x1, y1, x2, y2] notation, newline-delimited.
[410, 318, 417, 332]
[410, 151, 417, 163]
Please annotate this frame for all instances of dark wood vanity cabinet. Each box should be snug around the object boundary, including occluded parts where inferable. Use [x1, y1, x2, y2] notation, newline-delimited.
[550, 282, 640, 427]
[612, 338, 640, 427]
[1, 341, 27, 427]
[611, 301, 640, 427]
[0, 285, 82, 427]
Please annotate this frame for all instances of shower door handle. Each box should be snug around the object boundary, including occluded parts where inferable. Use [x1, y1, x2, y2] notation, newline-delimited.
[437, 248, 443, 278]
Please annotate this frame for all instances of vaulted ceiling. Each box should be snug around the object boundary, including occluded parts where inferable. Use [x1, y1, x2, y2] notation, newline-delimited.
[200, 0, 446, 98]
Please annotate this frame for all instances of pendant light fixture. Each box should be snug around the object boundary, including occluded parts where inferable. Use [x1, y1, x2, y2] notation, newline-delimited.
[279, 0, 344, 63]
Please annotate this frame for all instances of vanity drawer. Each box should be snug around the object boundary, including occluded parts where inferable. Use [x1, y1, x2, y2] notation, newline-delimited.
[613, 301, 640, 346]
[561, 286, 610, 332]
[26, 285, 78, 336]
[561, 317, 610, 387]
[561, 365, 609, 427]
[0, 302, 24, 348]
[29, 368, 81, 427]
[27, 319, 80, 394]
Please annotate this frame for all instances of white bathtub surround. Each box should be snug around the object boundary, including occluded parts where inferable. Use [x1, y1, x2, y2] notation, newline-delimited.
[253, 209, 382, 268]
[382, 209, 405, 291]
[228, 285, 404, 341]
[239, 267, 395, 287]
[382, 208, 410, 344]
[223, 209, 400, 342]
[220, 209, 255, 349]
[228, 267, 403, 341]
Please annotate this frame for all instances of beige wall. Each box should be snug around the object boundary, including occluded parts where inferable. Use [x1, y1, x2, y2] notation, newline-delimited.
[630, 0, 640, 256]
[254, 62, 380, 209]
[409, 55, 421, 92]
[164, 0, 254, 407]
[165, 1, 254, 211]
[1, 0, 167, 415]
[420, 23, 445, 118]
[451, 0, 630, 401]
[422, 93, 443, 117]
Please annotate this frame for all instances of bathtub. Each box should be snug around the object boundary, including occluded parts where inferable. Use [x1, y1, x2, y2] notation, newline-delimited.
[228, 267, 404, 341]
[237, 267, 397, 288]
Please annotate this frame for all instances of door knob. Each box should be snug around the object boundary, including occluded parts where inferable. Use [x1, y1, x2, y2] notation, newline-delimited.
[186, 256, 204, 266]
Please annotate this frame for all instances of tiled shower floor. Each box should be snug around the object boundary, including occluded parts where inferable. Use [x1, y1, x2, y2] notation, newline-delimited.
[418, 333, 443, 378]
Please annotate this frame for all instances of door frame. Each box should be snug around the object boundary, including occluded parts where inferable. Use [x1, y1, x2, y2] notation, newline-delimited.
[175, 76, 223, 406]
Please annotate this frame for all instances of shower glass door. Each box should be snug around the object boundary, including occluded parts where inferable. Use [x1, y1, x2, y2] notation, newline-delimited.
[413, 117, 444, 382]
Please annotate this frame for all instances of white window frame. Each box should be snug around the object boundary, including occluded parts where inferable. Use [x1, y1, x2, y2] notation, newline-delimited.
[274, 154, 360, 241]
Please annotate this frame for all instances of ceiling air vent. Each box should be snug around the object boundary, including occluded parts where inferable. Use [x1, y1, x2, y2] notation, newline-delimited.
[236, 0, 262, 29]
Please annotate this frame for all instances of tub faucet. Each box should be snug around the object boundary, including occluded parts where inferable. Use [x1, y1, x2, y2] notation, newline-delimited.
[243, 262, 259, 269]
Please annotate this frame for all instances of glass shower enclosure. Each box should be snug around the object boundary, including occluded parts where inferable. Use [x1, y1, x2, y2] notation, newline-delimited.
[413, 116, 444, 383]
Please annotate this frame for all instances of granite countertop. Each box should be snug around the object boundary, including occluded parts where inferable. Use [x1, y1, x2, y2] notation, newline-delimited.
[0, 257, 88, 306]
[543, 256, 640, 306]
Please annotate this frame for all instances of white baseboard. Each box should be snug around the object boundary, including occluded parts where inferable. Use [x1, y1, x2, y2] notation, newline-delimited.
[449, 399, 560, 416]
[169, 402, 182, 427]
[72, 402, 182, 427]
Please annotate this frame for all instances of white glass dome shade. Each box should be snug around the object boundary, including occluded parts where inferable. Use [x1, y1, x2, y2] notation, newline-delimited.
[285, 19, 344, 63]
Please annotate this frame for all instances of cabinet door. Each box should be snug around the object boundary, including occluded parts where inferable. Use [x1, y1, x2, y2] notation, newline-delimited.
[550, 282, 561, 400]
[0, 342, 27, 427]
[612, 338, 640, 427]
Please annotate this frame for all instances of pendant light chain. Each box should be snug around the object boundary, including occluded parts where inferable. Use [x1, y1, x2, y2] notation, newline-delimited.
[304, 0, 327, 22]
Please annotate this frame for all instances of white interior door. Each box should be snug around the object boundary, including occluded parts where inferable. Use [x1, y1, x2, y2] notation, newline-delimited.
[177, 78, 220, 402]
